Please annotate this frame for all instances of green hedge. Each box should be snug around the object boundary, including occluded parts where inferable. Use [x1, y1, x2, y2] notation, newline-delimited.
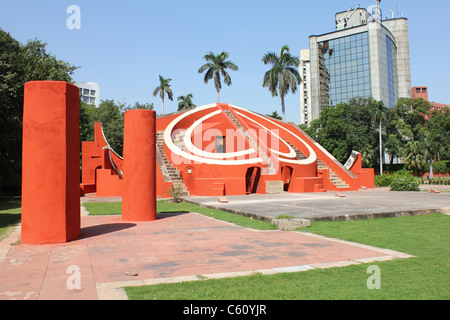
[423, 160, 450, 174]
[375, 171, 420, 191]
[389, 173, 420, 192]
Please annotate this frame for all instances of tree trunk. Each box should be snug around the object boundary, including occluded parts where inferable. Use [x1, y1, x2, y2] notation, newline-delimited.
[430, 157, 434, 179]
[162, 97, 165, 115]
[379, 120, 383, 176]
[216, 89, 220, 104]
[281, 96, 286, 122]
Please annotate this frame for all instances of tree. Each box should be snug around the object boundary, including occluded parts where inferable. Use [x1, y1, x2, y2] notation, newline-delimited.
[79, 101, 96, 147]
[198, 51, 239, 103]
[262, 45, 302, 122]
[153, 75, 173, 115]
[123, 102, 154, 112]
[79, 100, 156, 158]
[403, 140, 424, 173]
[371, 100, 388, 175]
[0, 29, 78, 190]
[422, 130, 443, 179]
[267, 110, 282, 120]
[426, 108, 450, 161]
[177, 94, 196, 111]
[300, 98, 380, 167]
[394, 97, 432, 142]
[93, 100, 125, 155]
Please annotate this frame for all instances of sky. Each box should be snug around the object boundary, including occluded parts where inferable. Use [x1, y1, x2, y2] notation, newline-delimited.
[1, 0, 449, 124]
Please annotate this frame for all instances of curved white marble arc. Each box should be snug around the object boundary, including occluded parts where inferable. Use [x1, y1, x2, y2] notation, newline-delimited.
[234, 111, 297, 159]
[230, 105, 317, 165]
[164, 104, 263, 165]
[183, 109, 257, 159]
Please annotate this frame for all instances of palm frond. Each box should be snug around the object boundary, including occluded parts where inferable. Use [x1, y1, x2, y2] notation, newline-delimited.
[222, 70, 232, 86]
[198, 63, 213, 74]
[262, 52, 279, 66]
[214, 70, 222, 91]
[152, 87, 160, 97]
[204, 67, 214, 84]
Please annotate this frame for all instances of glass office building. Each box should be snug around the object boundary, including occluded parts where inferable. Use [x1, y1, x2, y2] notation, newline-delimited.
[319, 32, 371, 108]
[300, 4, 411, 125]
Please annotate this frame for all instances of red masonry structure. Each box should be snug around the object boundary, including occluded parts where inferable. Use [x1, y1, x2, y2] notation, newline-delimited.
[80, 103, 374, 199]
[121, 109, 157, 221]
[21, 81, 81, 244]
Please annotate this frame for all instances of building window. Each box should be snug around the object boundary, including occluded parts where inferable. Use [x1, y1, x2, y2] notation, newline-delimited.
[215, 136, 225, 153]
[386, 35, 398, 108]
[318, 32, 371, 110]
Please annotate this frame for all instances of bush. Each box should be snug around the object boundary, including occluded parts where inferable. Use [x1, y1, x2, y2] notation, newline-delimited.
[430, 177, 450, 185]
[389, 171, 420, 192]
[423, 160, 450, 174]
[433, 160, 450, 174]
[374, 174, 394, 187]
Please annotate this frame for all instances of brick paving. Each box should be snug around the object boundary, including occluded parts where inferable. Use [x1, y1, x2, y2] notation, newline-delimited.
[0, 210, 413, 300]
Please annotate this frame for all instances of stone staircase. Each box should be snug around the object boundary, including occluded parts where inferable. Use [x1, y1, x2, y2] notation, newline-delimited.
[283, 139, 308, 160]
[283, 140, 348, 189]
[224, 110, 275, 174]
[317, 159, 350, 189]
[156, 131, 189, 197]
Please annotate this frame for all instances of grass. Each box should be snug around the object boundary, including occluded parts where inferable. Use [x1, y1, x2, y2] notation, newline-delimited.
[83, 199, 277, 230]
[3, 196, 449, 299]
[124, 213, 450, 300]
[0, 194, 21, 241]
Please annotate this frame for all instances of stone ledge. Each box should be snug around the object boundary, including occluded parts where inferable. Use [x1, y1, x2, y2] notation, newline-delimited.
[272, 218, 311, 231]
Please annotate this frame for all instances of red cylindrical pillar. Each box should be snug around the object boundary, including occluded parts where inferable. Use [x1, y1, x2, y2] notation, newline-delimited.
[122, 109, 157, 221]
[21, 81, 80, 244]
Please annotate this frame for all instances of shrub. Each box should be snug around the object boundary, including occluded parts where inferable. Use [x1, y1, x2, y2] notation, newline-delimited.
[389, 171, 420, 192]
[374, 174, 394, 187]
[423, 160, 450, 174]
[433, 160, 450, 174]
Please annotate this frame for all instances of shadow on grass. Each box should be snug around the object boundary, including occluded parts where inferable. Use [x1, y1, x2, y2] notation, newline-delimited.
[0, 194, 21, 231]
[0, 213, 21, 230]
[0, 194, 21, 211]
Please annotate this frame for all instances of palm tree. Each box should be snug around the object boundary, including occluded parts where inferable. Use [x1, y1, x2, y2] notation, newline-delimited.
[198, 51, 239, 103]
[422, 130, 442, 179]
[371, 100, 388, 175]
[177, 94, 196, 111]
[404, 140, 424, 173]
[262, 45, 302, 122]
[267, 110, 282, 120]
[153, 75, 174, 115]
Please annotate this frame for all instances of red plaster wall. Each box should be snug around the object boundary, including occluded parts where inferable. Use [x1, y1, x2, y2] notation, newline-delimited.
[122, 110, 157, 221]
[21, 81, 80, 244]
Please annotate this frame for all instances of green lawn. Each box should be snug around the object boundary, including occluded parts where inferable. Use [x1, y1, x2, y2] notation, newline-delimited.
[0, 194, 21, 241]
[124, 212, 450, 300]
[2, 196, 449, 299]
[83, 200, 277, 230]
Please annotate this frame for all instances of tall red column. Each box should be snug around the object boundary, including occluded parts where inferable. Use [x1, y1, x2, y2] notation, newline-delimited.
[122, 109, 157, 221]
[21, 81, 80, 244]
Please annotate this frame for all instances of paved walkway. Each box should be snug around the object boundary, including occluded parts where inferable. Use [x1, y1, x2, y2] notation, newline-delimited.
[0, 209, 413, 300]
[3, 186, 447, 300]
[187, 187, 450, 221]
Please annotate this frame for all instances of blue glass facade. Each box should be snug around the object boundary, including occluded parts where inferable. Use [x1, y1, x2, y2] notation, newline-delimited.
[386, 35, 398, 108]
[318, 32, 371, 109]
